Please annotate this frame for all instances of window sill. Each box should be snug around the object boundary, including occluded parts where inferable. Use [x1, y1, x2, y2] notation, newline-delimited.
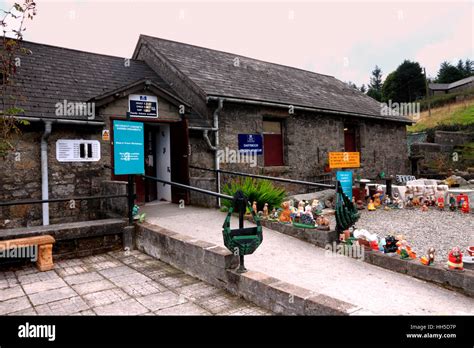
[259, 166, 291, 175]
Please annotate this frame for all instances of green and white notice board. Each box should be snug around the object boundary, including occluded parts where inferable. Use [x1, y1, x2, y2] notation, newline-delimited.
[113, 120, 144, 175]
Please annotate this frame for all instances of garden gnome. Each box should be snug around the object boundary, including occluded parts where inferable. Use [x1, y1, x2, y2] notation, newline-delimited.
[396, 237, 416, 259]
[437, 196, 445, 211]
[279, 201, 292, 223]
[316, 215, 330, 230]
[461, 200, 470, 214]
[392, 193, 403, 209]
[367, 199, 376, 211]
[263, 203, 269, 218]
[252, 201, 257, 214]
[297, 200, 305, 217]
[447, 247, 463, 270]
[420, 247, 435, 266]
[304, 204, 313, 219]
[449, 194, 456, 211]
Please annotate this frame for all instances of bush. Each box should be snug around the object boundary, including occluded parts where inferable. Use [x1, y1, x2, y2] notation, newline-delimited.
[221, 177, 286, 212]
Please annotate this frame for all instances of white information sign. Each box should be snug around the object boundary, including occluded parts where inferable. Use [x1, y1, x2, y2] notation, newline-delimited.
[56, 139, 101, 162]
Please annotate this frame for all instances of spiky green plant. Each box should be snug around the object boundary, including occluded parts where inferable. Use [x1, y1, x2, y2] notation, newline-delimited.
[222, 177, 286, 211]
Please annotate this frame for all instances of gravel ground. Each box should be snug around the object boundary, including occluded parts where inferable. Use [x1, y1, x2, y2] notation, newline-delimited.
[338, 208, 473, 264]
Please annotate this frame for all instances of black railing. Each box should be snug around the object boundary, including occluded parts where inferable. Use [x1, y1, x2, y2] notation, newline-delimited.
[189, 165, 336, 189]
[0, 194, 128, 207]
[142, 174, 233, 201]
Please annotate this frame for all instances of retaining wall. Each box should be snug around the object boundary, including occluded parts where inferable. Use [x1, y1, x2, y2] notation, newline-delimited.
[135, 222, 358, 315]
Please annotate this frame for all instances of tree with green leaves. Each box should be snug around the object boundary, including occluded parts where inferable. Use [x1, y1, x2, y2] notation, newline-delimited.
[1, 1, 37, 158]
[381, 60, 425, 103]
[436, 59, 473, 84]
[367, 65, 383, 101]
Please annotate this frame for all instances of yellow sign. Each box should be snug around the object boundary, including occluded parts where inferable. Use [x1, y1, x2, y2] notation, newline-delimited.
[328, 152, 360, 169]
[102, 130, 110, 141]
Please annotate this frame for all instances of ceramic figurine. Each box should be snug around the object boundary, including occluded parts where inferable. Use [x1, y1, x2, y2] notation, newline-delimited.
[392, 193, 403, 209]
[263, 203, 269, 218]
[279, 201, 292, 223]
[373, 192, 381, 208]
[297, 200, 305, 217]
[437, 196, 445, 211]
[405, 186, 414, 205]
[299, 209, 315, 226]
[378, 238, 386, 252]
[449, 194, 457, 211]
[271, 208, 278, 219]
[447, 247, 463, 270]
[316, 215, 330, 230]
[396, 237, 417, 259]
[412, 196, 421, 207]
[367, 199, 376, 211]
[356, 199, 365, 210]
[421, 204, 428, 212]
[383, 235, 398, 253]
[461, 200, 470, 214]
[420, 247, 435, 266]
[289, 200, 297, 214]
[304, 205, 313, 219]
[252, 201, 257, 214]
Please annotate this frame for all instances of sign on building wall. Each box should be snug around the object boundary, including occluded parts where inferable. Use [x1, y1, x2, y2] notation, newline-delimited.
[128, 94, 158, 118]
[329, 152, 360, 169]
[113, 120, 144, 175]
[238, 134, 263, 154]
[56, 140, 101, 162]
[336, 171, 353, 200]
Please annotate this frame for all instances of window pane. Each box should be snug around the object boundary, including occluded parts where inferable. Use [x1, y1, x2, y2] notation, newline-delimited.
[263, 120, 281, 134]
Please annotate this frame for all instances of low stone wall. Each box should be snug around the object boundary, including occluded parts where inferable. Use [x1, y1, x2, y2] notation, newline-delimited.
[255, 220, 474, 298]
[363, 249, 474, 297]
[135, 222, 358, 315]
[255, 219, 338, 248]
[0, 219, 127, 260]
[100, 180, 128, 218]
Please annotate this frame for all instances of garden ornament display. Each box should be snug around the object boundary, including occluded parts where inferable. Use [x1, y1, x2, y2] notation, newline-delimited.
[222, 190, 263, 273]
[447, 247, 463, 271]
[420, 247, 435, 266]
[279, 201, 292, 223]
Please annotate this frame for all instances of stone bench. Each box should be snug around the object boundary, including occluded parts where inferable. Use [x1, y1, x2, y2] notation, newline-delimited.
[0, 235, 55, 271]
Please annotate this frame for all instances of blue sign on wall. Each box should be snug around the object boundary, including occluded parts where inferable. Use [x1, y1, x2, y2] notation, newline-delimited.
[238, 134, 263, 154]
[336, 171, 353, 200]
[113, 120, 144, 175]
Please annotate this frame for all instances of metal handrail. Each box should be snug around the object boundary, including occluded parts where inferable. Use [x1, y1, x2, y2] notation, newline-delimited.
[189, 165, 335, 189]
[142, 175, 233, 201]
[0, 194, 128, 207]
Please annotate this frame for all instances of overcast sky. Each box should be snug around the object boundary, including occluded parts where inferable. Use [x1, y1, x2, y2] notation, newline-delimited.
[2, 0, 473, 86]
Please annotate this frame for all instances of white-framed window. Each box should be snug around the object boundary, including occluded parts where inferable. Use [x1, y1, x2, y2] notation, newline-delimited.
[56, 139, 101, 162]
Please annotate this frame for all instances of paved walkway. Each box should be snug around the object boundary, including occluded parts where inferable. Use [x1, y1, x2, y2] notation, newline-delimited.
[0, 250, 270, 315]
[143, 202, 474, 315]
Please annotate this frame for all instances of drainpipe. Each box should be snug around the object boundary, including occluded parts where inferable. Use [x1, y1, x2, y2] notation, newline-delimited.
[41, 121, 52, 226]
[205, 98, 223, 207]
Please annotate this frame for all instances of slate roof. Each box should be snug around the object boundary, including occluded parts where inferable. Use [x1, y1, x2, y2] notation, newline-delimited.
[5, 40, 182, 121]
[429, 76, 474, 91]
[137, 35, 411, 124]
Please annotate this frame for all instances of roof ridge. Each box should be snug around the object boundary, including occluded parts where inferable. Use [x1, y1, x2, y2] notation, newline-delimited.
[140, 34, 335, 79]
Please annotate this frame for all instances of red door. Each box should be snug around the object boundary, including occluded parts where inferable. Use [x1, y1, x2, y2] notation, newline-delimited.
[264, 134, 284, 166]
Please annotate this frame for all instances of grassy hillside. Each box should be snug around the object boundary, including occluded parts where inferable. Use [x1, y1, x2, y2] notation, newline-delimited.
[408, 98, 474, 132]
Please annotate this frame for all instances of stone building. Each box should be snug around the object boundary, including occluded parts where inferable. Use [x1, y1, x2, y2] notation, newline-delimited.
[429, 76, 474, 96]
[1, 36, 411, 227]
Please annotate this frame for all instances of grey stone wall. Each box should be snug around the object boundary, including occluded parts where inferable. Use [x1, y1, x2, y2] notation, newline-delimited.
[188, 102, 410, 200]
[1, 124, 108, 228]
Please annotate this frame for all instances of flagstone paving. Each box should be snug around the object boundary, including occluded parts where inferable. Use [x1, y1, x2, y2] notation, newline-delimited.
[0, 250, 271, 316]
